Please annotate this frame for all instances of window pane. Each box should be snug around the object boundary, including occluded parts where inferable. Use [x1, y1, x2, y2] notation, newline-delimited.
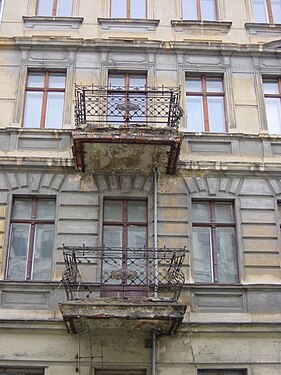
[37, 199, 56, 219]
[128, 201, 147, 222]
[103, 226, 122, 247]
[111, 0, 126, 17]
[216, 228, 237, 283]
[272, 0, 281, 22]
[129, 75, 146, 88]
[253, 0, 268, 22]
[265, 97, 281, 133]
[49, 73, 66, 88]
[7, 224, 30, 279]
[207, 97, 225, 132]
[12, 200, 32, 219]
[263, 81, 279, 94]
[45, 92, 64, 128]
[278, 204, 281, 225]
[57, 0, 72, 16]
[37, 0, 53, 16]
[193, 227, 213, 282]
[27, 73, 45, 88]
[182, 0, 197, 19]
[192, 202, 211, 222]
[128, 226, 146, 247]
[32, 225, 54, 280]
[130, 0, 146, 18]
[186, 78, 202, 92]
[215, 203, 234, 223]
[104, 200, 123, 221]
[201, 0, 216, 20]
[206, 78, 223, 92]
[23, 92, 43, 128]
[109, 75, 125, 87]
[186, 96, 204, 131]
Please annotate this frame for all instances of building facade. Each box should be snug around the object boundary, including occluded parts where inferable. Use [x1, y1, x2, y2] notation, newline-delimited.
[0, 1, 281, 375]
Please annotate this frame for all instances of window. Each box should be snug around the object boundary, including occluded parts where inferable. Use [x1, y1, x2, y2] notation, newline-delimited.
[23, 70, 66, 129]
[110, 0, 147, 18]
[36, 0, 73, 17]
[186, 76, 226, 132]
[252, 0, 281, 23]
[102, 198, 147, 297]
[103, 198, 147, 249]
[192, 201, 238, 283]
[6, 197, 55, 281]
[198, 371, 246, 375]
[182, 0, 217, 20]
[0, 0, 4, 21]
[278, 203, 281, 231]
[108, 72, 147, 125]
[263, 78, 281, 134]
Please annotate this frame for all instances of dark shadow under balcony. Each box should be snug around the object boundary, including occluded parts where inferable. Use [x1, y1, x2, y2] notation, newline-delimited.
[59, 246, 187, 335]
[72, 85, 183, 175]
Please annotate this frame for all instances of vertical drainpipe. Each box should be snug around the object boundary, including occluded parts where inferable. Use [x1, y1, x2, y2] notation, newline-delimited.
[152, 169, 158, 375]
[153, 168, 158, 298]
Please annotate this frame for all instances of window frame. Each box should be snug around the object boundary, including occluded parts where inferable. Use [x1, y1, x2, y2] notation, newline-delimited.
[110, 0, 147, 18]
[185, 75, 226, 132]
[5, 196, 55, 281]
[192, 200, 239, 284]
[36, 0, 73, 17]
[107, 71, 147, 126]
[102, 198, 148, 249]
[262, 77, 281, 134]
[23, 69, 66, 129]
[198, 370, 247, 375]
[182, 0, 218, 21]
[0, 369, 44, 375]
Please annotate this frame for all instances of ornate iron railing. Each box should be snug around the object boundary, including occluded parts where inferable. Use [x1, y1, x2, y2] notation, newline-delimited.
[74, 85, 183, 129]
[62, 246, 186, 301]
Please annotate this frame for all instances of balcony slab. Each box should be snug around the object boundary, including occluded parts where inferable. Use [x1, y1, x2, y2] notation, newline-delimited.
[60, 297, 187, 335]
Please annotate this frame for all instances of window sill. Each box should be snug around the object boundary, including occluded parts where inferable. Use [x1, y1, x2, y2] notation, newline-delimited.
[171, 19, 232, 33]
[98, 17, 160, 32]
[22, 16, 84, 30]
[245, 22, 281, 34]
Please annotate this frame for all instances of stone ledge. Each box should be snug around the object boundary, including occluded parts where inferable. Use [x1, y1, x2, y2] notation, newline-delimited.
[22, 16, 84, 30]
[245, 22, 281, 34]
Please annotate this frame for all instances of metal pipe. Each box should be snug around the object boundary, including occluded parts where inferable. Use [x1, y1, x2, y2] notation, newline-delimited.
[152, 330, 157, 375]
[153, 168, 158, 298]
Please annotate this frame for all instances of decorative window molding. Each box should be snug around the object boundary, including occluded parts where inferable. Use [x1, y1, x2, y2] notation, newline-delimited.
[171, 19, 232, 33]
[98, 17, 159, 32]
[245, 21, 281, 34]
[22, 15, 83, 29]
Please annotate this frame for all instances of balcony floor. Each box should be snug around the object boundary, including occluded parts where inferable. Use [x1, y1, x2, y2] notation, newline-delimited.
[73, 126, 182, 175]
[60, 297, 187, 335]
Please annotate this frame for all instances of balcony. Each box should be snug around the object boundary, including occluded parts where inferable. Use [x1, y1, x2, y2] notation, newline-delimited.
[59, 246, 187, 335]
[72, 85, 183, 175]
